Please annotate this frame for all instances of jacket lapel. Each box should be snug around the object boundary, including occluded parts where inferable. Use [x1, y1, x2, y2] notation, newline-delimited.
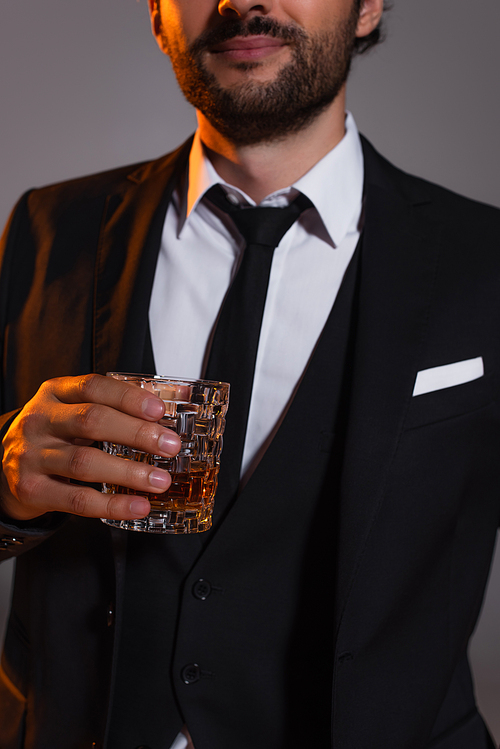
[334, 139, 442, 631]
[92, 139, 192, 375]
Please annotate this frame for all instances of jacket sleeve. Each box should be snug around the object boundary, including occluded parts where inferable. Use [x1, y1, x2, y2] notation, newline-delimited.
[0, 195, 68, 562]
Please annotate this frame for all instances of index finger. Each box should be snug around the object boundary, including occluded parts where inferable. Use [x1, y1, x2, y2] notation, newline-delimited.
[50, 374, 166, 421]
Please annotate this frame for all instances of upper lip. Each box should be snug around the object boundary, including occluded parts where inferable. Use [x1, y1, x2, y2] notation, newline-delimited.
[211, 35, 286, 52]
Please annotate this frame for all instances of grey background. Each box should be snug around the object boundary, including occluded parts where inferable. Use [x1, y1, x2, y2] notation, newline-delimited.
[1, 0, 499, 739]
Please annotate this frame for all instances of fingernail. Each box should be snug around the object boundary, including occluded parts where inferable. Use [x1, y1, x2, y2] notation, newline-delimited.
[149, 470, 170, 489]
[158, 432, 180, 455]
[142, 398, 164, 419]
[130, 499, 150, 517]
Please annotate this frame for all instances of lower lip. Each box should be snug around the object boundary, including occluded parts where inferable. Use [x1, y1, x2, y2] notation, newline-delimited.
[213, 44, 287, 62]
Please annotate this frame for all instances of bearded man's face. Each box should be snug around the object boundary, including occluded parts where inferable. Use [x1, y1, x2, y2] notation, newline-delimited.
[157, 1, 361, 146]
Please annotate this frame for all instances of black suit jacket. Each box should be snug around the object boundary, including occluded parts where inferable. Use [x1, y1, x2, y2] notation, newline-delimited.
[0, 137, 499, 748]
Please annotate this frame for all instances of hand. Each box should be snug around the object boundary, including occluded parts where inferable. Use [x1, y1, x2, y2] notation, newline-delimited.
[0, 374, 181, 522]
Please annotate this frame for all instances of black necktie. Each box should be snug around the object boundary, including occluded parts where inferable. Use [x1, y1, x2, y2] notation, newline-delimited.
[204, 184, 313, 511]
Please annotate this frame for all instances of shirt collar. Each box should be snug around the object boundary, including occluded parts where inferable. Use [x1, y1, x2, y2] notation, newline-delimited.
[178, 111, 364, 248]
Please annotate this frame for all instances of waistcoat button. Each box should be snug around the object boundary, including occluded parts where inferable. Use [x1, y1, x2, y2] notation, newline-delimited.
[192, 579, 212, 600]
[337, 651, 353, 662]
[181, 663, 201, 684]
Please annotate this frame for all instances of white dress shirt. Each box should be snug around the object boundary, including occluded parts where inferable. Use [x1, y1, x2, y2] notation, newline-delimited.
[150, 111, 364, 482]
[150, 113, 364, 749]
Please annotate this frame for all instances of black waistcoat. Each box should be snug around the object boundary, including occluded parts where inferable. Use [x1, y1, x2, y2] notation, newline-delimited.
[107, 243, 362, 749]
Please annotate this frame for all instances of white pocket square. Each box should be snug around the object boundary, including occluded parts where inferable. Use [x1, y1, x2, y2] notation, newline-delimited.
[412, 357, 484, 397]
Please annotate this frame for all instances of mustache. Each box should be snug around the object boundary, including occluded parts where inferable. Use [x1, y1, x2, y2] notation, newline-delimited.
[190, 16, 307, 56]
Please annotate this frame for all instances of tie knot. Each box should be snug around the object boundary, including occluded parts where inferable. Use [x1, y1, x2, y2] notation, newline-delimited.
[205, 184, 313, 249]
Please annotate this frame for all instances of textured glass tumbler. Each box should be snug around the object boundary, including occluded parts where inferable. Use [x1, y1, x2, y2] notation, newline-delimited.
[101, 373, 230, 534]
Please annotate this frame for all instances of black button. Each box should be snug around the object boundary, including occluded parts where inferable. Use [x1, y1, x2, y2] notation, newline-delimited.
[106, 603, 114, 627]
[337, 652, 353, 663]
[192, 579, 212, 600]
[181, 663, 201, 684]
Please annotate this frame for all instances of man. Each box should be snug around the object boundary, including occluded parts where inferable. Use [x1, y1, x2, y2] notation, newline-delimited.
[0, 0, 499, 746]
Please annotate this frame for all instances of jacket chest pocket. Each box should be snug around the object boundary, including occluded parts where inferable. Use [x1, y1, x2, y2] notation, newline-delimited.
[403, 371, 494, 431]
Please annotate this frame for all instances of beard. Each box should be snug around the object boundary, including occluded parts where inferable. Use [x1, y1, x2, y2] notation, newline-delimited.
[162, 12, 360, 146]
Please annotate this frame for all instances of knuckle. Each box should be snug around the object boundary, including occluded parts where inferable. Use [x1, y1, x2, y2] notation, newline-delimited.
[134, 421, 160, 447]
[106, 496, 127, 520]
[15, 408, 44, 438]
[118, 381, 143, 414]
[16, 473, 43, 505]
[4, 442, 34, 484]
[37, 378, 55, 397]
[36, 376, 65, 403]
[74, 403, 104, 436]
[124, 460, 149, 487]
[67, 487, 91, 516]
[76, 373, 102, 402]
[68, 446, 95, 479]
